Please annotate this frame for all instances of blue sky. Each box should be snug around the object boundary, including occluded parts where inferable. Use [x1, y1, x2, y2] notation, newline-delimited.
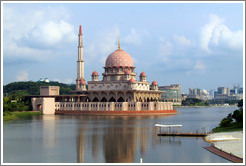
[2, 2, 244, 93]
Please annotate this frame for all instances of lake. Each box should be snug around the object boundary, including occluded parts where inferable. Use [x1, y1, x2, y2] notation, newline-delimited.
[3, 106, 237, 163]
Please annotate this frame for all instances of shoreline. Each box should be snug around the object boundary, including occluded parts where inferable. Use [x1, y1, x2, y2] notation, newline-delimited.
[174, 105, 237, 108]
[3, 111, 42, 121]
[204, 131, 243, 162]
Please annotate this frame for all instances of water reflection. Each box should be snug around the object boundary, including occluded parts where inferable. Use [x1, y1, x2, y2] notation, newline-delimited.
[76, 115, 178, 163]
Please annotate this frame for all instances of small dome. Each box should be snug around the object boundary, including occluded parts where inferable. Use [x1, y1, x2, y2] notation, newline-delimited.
[152, 81, 158, 85]
[105, 49, 134, 68]
[44, 78, 49, 83]
[92, 71, 99, 76]
[125, 70, 131, 75]
[80, 79, 86, 84]
[140, 72, 146, 77]
[129, 78, 135, 83]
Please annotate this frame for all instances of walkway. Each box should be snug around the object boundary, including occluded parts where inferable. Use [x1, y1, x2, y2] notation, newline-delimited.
[204, 131, 243, 162]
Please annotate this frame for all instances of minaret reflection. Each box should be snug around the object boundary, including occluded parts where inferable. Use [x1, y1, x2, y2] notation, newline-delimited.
[77, 128, 85, 163]
[76, 115, 181, 163]
[102, 116, 136, 163]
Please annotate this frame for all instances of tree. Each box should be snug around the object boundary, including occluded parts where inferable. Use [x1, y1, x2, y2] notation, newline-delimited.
[232, 109, 243, 123]
[219, 117, 233, 127]
[237, 99, 243, 108]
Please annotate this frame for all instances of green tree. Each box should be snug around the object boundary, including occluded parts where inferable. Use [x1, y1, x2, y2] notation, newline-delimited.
[219, 117, 233, 127]
[232, 109, 243, 123]
[237, 99, 243, 108]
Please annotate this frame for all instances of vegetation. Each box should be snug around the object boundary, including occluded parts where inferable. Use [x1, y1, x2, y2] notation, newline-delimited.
[3, 111, 42, 121]
[182, 98, 210, 106]
[4, 81, 76, 96]
[3, 81, 75, 121]
[212, 99, 243, 133]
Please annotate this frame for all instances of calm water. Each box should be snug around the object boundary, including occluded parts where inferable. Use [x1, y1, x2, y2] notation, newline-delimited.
[3, 107, 237, 163]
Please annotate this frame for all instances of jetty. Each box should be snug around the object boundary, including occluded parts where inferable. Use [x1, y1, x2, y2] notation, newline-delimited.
[155, 124, 207, 137]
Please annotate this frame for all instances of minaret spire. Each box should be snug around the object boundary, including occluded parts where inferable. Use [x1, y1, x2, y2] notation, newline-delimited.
[118, 35, 121, 50]
[79, 25, 82, 35]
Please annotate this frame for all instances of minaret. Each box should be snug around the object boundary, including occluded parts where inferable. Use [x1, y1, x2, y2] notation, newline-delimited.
[76, 25, 86, 91]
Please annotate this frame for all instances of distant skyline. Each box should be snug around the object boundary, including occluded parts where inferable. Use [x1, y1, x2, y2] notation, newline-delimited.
[2, 2, 244, 93]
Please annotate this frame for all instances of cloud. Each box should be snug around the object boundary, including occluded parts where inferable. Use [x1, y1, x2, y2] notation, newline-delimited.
[158, 40, 173, 62]
[30, 20, 75, 47]
[85, 26, 120, 64]
[194, 60, 206, 71]
[173, 34, 191, 46]
[16, 70, 29, 81]
[200, 14, 243, 53]
[123, 28, 150, 45]
[3, 5, 76, 64]
[85, 27, 150, 66]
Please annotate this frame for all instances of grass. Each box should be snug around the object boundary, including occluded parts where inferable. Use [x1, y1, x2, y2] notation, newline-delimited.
[3, 111, 42, 121]
[212, 122, 243, 133]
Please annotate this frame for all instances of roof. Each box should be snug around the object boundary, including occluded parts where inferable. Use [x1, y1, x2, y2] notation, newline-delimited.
[129, 78, 135, 83]
[92, 71, 99, 76]
[152, 81, 158, 85]
[140, 72, 146, 77]
[105, 49, 134, 68]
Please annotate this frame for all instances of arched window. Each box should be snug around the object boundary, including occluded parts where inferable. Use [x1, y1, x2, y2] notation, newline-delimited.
[119, 67, 123, 72]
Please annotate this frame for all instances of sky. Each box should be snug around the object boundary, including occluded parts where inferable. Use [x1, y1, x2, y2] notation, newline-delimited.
[2, 2, 244, 93]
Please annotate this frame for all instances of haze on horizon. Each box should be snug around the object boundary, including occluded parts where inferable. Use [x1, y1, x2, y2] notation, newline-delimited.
[2, 2, 244, 93]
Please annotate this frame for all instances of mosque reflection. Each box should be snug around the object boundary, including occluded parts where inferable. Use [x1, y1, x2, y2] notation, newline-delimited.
[76, 115, 182, 163]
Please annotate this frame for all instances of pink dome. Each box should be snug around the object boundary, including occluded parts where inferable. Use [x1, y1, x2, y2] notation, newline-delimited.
[140, 72, 146, 77]
[80, 79, 86, 84]
[105, 49, 134, 68]
[129, 78, 135, 83]
[152, 81, 158, 85]
[92, 71, 99, 76]
[125, 70, 131, 75]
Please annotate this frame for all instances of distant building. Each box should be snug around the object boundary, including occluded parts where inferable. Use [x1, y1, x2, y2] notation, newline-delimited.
[214, 87, 230, 100]
[187, 88, 210, 100]
[209, 90, 215, 98]
[214, 86, 243, 101]
[239, 87, 243, 94]
[181, 93, 188, 101]
[159, 84, 182, 106]
[217, 87, 230, 95]
[37, 78, 50, 83]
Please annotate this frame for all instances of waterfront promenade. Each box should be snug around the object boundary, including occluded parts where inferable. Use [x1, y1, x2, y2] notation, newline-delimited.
[204, 131, 243, 162]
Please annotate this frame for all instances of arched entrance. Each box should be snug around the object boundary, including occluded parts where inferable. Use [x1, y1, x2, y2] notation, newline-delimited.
[117, 97, 124, 102]
[86, 97, 91, 102]
[109, 97, 116, 102]
[92, 97, 99, 102]
[37, 104, 42, 111]
[101, 97, 107, 102]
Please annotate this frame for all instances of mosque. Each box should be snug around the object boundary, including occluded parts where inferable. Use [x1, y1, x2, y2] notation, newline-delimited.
[31, 25, 176, 115]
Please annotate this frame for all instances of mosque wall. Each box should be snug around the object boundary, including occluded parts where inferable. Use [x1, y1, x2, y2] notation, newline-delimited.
[88, 82, 150, 91]
[54, 101, 173, 112]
